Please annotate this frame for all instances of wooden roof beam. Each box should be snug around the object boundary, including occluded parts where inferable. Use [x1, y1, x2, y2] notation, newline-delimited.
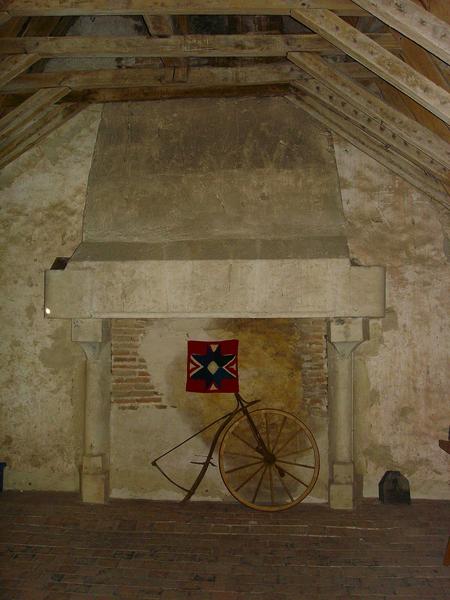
[0, 101, 85, 169]
[2, 1, 368, 17]
[0, 32, 400, 58]
[287, 52, 450, 169]
[0, 53, 40, 87]
[287, 91, 450, 210]
[293, 77, 449, 184]
[291, 8, 450, 124]
[0, 86, 69, 139]
[351, 0, 450, 64]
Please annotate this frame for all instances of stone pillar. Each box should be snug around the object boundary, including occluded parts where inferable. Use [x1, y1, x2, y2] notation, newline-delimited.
[72, 319, 111, 504]
[327, 318, 368, 510]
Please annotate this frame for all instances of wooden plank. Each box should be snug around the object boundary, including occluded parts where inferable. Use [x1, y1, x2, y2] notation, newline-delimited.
[0, 53, 39, 87]
[22, 15, 60, 35]
[291, 8, 450, 124]
[1, 63, 298, 92]
[288, 52, 450, 169]
[0, 15, 27, 36]
[0, 32, 400, 57]
[377, 79, 450, 143]
[294, 78, 449, 184]
[0, 102, 85, 169]
[0, 86, 69, 139]
[351, 0, 450, 64]
[143, 15, 174, 37]
[3, 1, 368, 17]
[143, 15, 188, 81]
[0, 82, 290, 106]
[287, 93, 450, 210]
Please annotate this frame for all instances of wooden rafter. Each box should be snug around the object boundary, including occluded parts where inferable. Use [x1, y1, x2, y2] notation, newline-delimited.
[287, 52, 450, 169]
[377, 79, 449, 142]
[287, 92, 450, 210]
[0, 86, 69, 139]
[0, 53, 39, 87]
[143, 14, 189, 81]
[351, 0, 450, 64]
[0, 63, 298, 93]
[293, 78, 449, 184]
[0, 32, 400, 58]
[291, 8, 450, 125]
[0, 102, 85, 168]
[2, 1, 368, 17]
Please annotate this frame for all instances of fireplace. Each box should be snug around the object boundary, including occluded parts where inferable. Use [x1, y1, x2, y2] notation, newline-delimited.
[45, 96, 385, 509]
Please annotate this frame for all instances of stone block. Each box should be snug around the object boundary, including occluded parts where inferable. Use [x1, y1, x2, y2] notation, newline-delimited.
[80, 471, 108, 504]
[328, 318, 369, 344]
[72, 318, 105, 343]
[329, 482, 354, 510]
[332, 462, 354, 484]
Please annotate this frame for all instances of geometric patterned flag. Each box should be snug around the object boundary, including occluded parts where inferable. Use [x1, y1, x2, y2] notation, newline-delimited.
[186, 339, 239, 393]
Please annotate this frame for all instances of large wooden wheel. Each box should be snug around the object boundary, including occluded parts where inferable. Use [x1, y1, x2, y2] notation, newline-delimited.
[219, 409, 320, 512]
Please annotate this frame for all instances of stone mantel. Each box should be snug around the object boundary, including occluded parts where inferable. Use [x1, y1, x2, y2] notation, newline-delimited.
[45, 257, 385, 319]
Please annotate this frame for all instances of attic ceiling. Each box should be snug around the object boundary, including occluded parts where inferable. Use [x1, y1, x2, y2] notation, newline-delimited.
[0, 0, 449, 209]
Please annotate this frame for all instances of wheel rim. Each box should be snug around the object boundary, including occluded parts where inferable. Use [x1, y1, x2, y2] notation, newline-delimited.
[219, 409, 320, 512]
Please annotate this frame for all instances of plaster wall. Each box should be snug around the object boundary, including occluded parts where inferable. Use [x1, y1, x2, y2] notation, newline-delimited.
[0, 106, 102, 491]
[333, 139, 450, 500]
[0, 100, 448, 501]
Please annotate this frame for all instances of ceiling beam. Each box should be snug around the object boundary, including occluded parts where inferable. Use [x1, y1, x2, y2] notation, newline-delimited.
[287, 52, 450, 169]
[143, 15, 189, 81]
[0, 86, 69, 139]
[291, 8, 450, 124]
[0, 63, 298, 93]
[3, 1, 368, 17]
[0, 53, 40, 87]
[377, 79, 449, 142]
[294, 77, 449, 184]
[287, 92, 450, 210]
[351, 0, 450, 64]
[0, 32, 400, 58]
[0, 101, 85, 169]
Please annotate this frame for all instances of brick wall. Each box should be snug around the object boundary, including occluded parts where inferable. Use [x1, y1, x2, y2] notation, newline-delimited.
[111, 319, 163, 407]
[111, 318, 328, 410]
[297, 319, 328, 410]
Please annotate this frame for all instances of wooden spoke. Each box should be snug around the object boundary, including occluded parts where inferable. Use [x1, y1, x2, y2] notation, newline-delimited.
[275, 429, 300, 456]
[275, 469, 294, 502]
[271, 415, 287, 453]
[264, 412, 271, 452]
[231, 430, 259, 453]
[235, 463, 265, 492]
[277, 446, 313, 459]
[278, 465, 309, 487]
[252, 465, 268, 503]
[269, 464, 274, 506]
[277, 459, 315, 469]
[223, 450, 261, 460]
[224, 459, 263, 475]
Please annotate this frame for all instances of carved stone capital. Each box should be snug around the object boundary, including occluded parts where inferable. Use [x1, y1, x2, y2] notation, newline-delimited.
[327, 318, 369, 358]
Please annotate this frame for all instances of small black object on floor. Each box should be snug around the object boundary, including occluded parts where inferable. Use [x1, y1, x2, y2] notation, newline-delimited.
[379, 470, 411, 504]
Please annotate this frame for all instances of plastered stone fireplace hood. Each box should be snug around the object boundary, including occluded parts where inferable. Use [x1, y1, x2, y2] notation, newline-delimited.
[44, 97, 385, 510]
[45, 97, 384, 320]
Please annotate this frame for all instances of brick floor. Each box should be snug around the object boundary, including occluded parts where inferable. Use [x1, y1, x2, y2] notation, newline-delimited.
[0, 492, 449, 600]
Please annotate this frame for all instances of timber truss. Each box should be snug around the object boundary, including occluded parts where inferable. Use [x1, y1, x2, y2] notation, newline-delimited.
[0, 1, 449, 208]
